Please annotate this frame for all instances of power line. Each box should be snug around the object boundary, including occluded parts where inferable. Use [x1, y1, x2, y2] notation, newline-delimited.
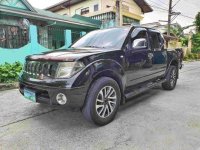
[172, 0, 182, 8]
[147, 0, 168, 9]
[150, 5, 168, 11]
[180, 14, 195, 19]
[153, 9, 168, 13]
[157, 0, 168, 6]
[150, 5, 195, 20]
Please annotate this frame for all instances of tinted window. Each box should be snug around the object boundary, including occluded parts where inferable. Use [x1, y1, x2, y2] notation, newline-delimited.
[150, 32, 161, 50]
[71, 28, 130, 49]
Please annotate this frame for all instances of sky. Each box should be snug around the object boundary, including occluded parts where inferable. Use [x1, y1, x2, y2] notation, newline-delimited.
[27, 0, 199, 31]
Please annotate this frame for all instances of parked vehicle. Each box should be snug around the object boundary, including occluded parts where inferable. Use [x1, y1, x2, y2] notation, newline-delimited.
[19, 26, 183, 126]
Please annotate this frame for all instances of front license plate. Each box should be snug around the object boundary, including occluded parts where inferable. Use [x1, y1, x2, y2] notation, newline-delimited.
[24, 88, 36, 102]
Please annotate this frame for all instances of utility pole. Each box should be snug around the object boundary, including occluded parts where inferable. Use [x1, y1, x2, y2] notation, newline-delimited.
[167, 0, 173, 47]
[116, 0, 121, 26]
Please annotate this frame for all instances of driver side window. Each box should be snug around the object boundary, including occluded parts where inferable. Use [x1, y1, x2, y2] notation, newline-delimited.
[131, 31, 148, 50]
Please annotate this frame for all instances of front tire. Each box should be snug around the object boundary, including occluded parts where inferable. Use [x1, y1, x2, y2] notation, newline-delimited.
[162, 65, 178, 90]
[82, 77, 121, 126]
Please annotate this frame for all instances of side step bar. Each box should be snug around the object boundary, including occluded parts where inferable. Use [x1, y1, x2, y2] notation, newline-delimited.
[125, 79, 166, 100]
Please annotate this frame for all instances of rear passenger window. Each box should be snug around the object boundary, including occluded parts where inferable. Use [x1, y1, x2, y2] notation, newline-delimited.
[150, 32, 161, 51]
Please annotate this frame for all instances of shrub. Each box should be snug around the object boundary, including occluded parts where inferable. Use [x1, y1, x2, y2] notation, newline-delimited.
[191, 49, 200, 53]
[184, 53, 200, 61]
[0, 62, 23, 83]
[183, 55, 188, 61]
[188, 53, 194, 60]
[192, 33, 200, 52]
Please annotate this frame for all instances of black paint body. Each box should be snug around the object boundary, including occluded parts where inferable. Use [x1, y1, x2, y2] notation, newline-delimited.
[19, 26, 182, 108]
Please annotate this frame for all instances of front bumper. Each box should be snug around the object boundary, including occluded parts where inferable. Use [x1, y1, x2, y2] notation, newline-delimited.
[19, 81, 87, 108]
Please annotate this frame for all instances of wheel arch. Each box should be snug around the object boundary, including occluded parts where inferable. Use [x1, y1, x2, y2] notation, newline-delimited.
[92, 70, 125, 103]
[78, 59, 126, 109]
[170, 59, 178, 67]
[167, 59, 179, 78]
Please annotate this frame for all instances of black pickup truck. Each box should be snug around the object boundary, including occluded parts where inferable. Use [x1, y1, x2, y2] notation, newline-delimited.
[19, 26, 183, 126]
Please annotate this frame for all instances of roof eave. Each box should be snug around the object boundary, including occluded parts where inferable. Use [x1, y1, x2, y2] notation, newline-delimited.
[0, 7, 98, 29]
[45, 0, 83, 12]
[134, 0, 153, 13]
[22, 0, 37, 12]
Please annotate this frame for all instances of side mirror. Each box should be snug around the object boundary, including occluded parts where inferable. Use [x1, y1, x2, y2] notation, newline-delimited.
[132, 38, 147, 49]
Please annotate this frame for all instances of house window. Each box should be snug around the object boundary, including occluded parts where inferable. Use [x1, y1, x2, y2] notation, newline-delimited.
[123, 16, 140, 25]
[0, 25, 29, 49]
[94, 4, 99, 12]
[81, 7, 89, 15]
[38, 27, 65, 49]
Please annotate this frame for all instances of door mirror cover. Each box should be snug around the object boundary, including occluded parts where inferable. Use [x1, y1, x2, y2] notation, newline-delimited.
[132, 38, 147, 49]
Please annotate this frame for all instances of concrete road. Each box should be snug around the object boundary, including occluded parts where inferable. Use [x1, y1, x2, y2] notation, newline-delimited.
[1, 61, 200, 150]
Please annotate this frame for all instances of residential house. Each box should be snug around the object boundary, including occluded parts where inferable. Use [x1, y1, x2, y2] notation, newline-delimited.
[0, 0, 100, 64]
[46, 0, 153, 28]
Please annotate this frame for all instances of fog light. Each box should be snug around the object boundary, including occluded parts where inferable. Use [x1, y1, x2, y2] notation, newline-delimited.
[56, 93, 67, 105]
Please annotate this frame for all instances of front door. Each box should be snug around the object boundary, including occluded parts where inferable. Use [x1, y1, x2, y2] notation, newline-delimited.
[125, 28, 154, 87]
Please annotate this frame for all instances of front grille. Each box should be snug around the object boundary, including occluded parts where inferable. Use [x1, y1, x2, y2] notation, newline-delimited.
[24, 61, 58, 79]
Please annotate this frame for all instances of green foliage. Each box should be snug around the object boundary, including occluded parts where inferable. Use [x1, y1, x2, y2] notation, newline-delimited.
[180, 36, 189, 47]
[188, 53, 195, 59]
[0, 62, 23, 83]
[195, 12, 200, 33]
[184, 53, 200, 61]
[191, 12, 200, 53]
[170, 24, 184, 38]
[183, 55, 188, 61]
[191, 33, 200, 53]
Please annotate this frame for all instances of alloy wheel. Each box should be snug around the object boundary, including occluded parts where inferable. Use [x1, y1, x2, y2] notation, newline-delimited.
[170, 68, 177, 87]
[95, 86, 117, 118]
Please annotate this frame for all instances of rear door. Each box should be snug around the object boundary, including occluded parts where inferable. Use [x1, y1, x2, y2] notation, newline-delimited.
[149, 30, 167, 77]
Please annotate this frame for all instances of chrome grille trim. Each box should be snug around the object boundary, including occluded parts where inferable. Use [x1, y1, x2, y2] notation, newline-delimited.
[24, 61, 57, 79]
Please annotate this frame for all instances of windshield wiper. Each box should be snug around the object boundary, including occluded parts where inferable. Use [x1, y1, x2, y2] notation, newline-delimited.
[84, 46, 105, 48]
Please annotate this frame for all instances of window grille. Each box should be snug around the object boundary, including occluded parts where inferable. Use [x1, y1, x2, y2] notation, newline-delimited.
[81, 7, 89, 15]
[38, 27, 65, 49]
[0, 25, 29, 49]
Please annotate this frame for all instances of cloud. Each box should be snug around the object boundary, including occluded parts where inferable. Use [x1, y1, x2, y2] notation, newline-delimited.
[27, 0, 63, 9]
[143, 0, 199, 28]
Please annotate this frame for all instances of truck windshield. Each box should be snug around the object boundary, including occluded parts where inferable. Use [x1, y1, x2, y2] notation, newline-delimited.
[71, 28, 130, 49]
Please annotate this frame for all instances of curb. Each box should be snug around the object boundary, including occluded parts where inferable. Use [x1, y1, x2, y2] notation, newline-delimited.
[0, 82, 19, 91]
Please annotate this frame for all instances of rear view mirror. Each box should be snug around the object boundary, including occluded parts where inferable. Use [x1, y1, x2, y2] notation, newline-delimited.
[132, 38, 147, 49]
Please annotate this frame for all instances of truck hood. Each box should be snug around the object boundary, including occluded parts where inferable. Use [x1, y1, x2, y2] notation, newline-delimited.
[27, 48, 117, 62]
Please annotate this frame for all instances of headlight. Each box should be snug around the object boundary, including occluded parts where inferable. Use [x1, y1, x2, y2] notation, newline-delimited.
[56, 62, 85, 78]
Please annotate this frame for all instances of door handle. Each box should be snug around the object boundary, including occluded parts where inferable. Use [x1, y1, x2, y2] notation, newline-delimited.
[148, 53, 153, 59]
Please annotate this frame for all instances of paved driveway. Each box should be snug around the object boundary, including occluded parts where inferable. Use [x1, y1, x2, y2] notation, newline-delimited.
[1, 61, 200, 150]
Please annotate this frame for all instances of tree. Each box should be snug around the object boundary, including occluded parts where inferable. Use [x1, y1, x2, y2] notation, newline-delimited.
[195, 12, 200, 33]
[167, 24, 188, 47]
[191, 33, 200, 52]
[191, 12, 200, 53]
[170, 24, 184, 38]
[180, 36, 188, 47]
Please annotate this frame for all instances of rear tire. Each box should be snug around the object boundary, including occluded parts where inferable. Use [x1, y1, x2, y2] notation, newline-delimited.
[82, 77, 121, 126]
[162, 65, 178, 90]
